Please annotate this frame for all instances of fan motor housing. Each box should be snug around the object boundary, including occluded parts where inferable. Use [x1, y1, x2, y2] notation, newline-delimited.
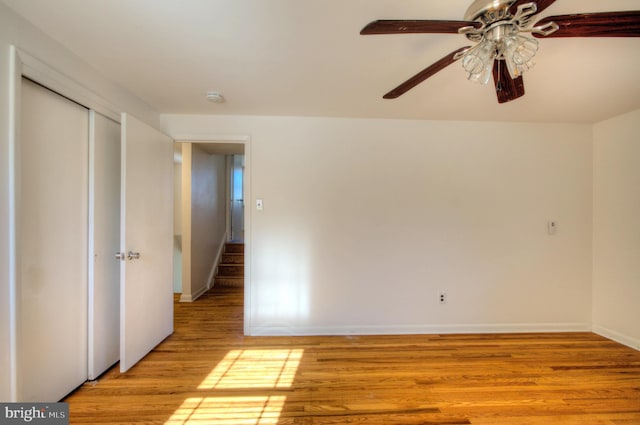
[464, 0, 517, 23]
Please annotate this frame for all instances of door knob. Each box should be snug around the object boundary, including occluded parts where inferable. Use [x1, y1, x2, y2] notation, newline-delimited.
[127, 251, 141, 260]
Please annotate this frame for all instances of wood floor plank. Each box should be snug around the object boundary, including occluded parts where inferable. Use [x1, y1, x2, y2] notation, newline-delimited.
[64, 285, 640, 424]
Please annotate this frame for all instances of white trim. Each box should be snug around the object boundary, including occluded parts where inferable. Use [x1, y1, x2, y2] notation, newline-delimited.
[242, 139, 251, 336]
[16, 49, 120, 123]
[8, 45, 20, 402]
[248, 322, 592, 337]
[173, 134, 249, 143]
[592, 324, 640, 351]
[87, 110, 97, 379]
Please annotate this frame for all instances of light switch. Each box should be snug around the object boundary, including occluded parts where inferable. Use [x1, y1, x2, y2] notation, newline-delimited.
[547, 221, 557, 235]
[256, 199, 264, 211]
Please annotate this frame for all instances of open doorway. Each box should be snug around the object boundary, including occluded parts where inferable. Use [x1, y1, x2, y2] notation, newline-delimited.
[173, 141, 248, 305]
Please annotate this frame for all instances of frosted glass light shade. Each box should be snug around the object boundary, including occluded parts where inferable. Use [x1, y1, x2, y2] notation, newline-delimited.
[502, 34, 539, 79]
[462, 40, 496, 85]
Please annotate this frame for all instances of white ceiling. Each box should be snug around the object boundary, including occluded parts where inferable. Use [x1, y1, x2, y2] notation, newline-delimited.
[4, 0, 640, 123]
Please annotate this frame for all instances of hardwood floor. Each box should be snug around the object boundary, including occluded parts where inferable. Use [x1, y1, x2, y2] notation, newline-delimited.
[65, 285, 640, 424]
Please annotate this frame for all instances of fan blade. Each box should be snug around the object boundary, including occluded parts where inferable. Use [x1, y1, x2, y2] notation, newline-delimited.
[509, 0, 556, 16]
[361, 20, 479, 35]
[534, 11, 640, 38]
[383, 47, 471, 99]
[492, 60, 525, 104]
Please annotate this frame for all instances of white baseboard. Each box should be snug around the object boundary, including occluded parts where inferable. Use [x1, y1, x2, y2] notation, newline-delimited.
[592, 324, 640, 351]
[248, 322, 591, 337]
[179, 284, 208, 303]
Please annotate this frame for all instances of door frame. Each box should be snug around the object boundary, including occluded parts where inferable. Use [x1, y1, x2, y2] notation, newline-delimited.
[173, 135, 252, 335]
[7, 46, 122, 401]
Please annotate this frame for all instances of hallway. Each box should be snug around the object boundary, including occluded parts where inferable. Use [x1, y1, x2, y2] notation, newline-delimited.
[65, 285, 640, 424]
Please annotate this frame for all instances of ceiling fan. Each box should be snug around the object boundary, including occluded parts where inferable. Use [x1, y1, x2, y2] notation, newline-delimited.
[361, 0, 640, 103]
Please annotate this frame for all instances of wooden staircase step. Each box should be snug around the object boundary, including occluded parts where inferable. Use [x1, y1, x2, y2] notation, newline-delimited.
[214, 276, 243, 287]
[224, 243, 244, 254]
[221, 253, 244, 264]
[214, 242, 244, 287]
[217, 264, 244, 276]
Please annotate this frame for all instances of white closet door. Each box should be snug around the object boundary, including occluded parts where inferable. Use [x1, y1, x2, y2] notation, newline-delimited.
[120, 113, 174, 372]
[19, 78, 88, 401]
[88, 111, 121, 379]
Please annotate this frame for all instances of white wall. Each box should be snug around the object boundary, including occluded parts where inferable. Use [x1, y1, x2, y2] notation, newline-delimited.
[180, 144, 193, 300]
[174, 162, 182, 236]
[162, 114, 593, 335]
[173, 161, 182, 293]
[592, 109, 640, 350]
[190, 146, 227, 297]
[0, 3, 160, 400]
[180, 144, 227, 301]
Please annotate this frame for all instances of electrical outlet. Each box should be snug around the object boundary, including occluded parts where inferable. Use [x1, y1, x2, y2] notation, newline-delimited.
[439, 292, 447, 304]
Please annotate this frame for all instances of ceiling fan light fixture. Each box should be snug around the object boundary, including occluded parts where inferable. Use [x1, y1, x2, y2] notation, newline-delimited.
[502, 34, 539, 78]
[462, 20, 540, 84]
[460, 1, 543, 85]
[361, 0, 640, 103]
[462, 40, 496, 84]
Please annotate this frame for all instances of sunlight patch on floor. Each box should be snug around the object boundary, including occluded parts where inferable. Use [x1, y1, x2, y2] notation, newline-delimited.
[165, 395, 286, 425]
[165, 349, 303, 424]
[198, 349, 304, 389]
